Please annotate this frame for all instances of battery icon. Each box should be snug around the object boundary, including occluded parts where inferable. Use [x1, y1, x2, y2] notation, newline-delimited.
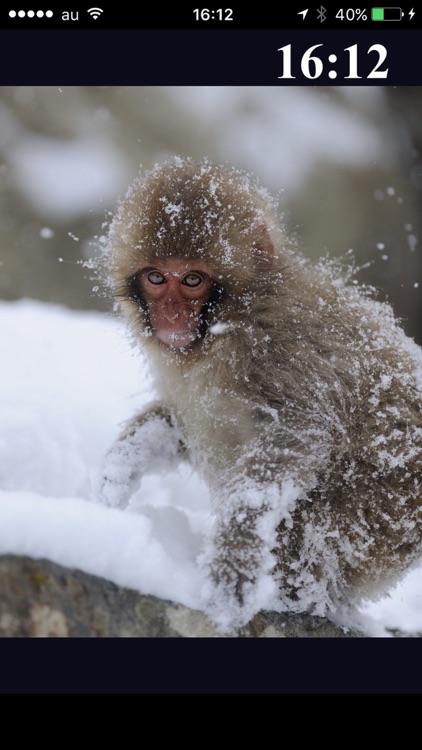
[371, 7, 404, 20]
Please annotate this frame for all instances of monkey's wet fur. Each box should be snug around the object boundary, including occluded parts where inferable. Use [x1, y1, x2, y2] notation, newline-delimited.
[96, 156, 422, 632]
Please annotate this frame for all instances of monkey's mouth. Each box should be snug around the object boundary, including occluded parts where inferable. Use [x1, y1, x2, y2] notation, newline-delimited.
[156, 328, 200, 348]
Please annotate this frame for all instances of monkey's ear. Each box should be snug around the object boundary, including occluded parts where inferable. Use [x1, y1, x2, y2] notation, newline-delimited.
[253, 224, 275, 267]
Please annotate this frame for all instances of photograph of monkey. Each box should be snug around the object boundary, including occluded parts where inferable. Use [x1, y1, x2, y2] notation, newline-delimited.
[1, 86, 422, 637]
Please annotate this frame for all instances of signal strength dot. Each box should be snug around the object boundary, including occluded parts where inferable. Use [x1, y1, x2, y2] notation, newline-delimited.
[87, 7, 103, 19]
[9, 10, 54, 18]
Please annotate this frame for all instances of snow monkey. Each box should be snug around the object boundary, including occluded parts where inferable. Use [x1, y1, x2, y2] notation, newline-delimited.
[96, 156, 422, 631]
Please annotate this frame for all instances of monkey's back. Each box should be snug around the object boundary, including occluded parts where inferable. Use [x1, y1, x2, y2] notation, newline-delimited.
[266, 265, 422, 614]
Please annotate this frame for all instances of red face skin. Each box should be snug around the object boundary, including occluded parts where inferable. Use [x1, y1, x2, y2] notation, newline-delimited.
[138, 258, 215, 348]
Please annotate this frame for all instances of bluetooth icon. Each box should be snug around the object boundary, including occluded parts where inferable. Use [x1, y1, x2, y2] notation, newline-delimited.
[316, 5, 327, 22]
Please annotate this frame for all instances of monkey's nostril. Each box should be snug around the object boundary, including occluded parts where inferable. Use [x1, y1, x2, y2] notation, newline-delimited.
[163, 307, 180, 322]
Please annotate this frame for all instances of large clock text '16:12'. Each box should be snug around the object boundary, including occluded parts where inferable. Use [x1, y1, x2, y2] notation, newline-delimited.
[277, 44, 388, 80]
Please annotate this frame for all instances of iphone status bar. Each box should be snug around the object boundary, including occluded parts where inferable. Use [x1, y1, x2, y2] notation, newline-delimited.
[1, 6, 420, 29]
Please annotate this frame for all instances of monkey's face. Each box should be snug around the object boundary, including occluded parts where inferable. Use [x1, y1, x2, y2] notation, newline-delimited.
[138, 258, 216, 348]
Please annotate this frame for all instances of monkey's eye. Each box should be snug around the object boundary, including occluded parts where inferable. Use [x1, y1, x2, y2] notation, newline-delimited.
[182, 273, 203, 288]
[147, 271, 166, 285]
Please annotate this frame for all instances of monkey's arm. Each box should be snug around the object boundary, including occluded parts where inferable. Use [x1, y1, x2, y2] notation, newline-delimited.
[93, 403, 186, 508]
[199, 412, 327, 630]
[200, 473, 304, 631]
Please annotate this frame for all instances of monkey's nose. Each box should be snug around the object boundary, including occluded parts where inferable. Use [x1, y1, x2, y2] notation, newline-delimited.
[163, 302, 181, 322]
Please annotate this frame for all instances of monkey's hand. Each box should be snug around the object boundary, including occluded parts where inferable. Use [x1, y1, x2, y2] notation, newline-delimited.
[200, 479, 299, 632]
[92, 404, 186, 509]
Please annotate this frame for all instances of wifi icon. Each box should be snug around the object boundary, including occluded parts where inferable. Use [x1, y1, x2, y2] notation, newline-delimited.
[87, 7, 103, 19]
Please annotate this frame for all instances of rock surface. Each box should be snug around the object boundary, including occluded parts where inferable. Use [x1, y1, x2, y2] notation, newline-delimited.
[0, 554, 364, 637]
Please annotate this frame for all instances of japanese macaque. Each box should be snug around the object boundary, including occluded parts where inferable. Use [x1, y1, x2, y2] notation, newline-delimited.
[95, 156, 422, 631]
